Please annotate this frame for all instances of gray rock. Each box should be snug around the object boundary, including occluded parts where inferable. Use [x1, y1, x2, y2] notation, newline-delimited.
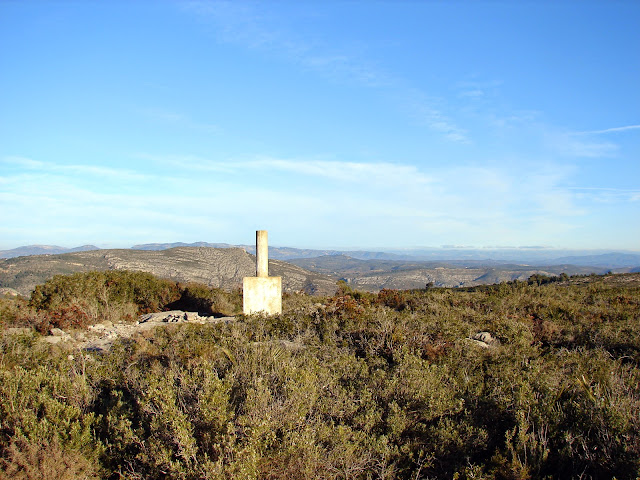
[6, 327, 32, 335]
[469, 331, 499, 348]
[50, 328, 69, 337]
[139, 310, 215, 323]
[0, 288, 20, 296]
[185, 312, 204, 322]
[77, 311, 236, 352]
[43, 336, 65, 344]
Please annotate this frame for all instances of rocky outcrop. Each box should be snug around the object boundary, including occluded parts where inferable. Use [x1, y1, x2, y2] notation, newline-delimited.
[34, 310, 236, 352]
[102, 247, 253, 290]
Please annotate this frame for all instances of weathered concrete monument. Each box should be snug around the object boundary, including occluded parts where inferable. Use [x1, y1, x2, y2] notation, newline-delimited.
[243, 230, 282, 315]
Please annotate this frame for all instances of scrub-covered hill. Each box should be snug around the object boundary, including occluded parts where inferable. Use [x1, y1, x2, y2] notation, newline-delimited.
[0, 247, 337, 296]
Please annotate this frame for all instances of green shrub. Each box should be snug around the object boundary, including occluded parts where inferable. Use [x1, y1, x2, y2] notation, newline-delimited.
[28, 270, 181, 330]
[23, 271, 243, 330]
[170, 283, 241, 317]
[0, 295, 33, 329]
[1, 273, 638, 479]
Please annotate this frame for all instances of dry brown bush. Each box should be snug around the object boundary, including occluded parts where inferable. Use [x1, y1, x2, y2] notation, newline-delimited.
[0, 437, 100, 480]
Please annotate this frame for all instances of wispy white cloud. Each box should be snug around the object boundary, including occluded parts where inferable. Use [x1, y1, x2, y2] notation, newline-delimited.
[459, 89, 484, 98]
[548, 123, 639, 158]
[483, 110, 542, 132]
[182, 1, 467, 142]
[184, 1, 282, 50]
[0, 167, 236, 246]
[578, 124, 640, 135]
[455, 79, 502, 100]
[1, 156, 151, 182]
[140, 153, 585, 227]
[2, 156, 46, 169]
[403, 89, 469, 143]
[137, 108, 221, 134]
[246, 157, 435, 186]
[133, 153, 238, 174]
[139, 153, 435, 187]
[302, 54, 389, 87]
[545, 131, 619, 158]
[568, 186, 640, 203]
[183, 1, 388, 86]
[1, 150, 627, 248]
[567, 141, 618, 158]
[63, 165, 151, 182]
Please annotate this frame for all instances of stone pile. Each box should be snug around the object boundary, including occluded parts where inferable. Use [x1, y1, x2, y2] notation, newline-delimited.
[32, 311, 236, 353]
[468, 331, 499, 348]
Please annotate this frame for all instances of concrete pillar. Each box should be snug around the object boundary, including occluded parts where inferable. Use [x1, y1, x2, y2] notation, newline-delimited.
[243, 230, 282, 315]
[256, 230, 268, 277]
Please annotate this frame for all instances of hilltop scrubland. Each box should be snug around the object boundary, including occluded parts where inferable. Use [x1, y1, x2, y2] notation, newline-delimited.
[0, 272, 639, 479]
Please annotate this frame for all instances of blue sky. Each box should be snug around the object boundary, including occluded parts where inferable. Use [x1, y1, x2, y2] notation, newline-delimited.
[1, 1, 639, 250]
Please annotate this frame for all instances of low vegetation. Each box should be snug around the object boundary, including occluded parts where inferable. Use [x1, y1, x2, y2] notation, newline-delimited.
[1, 271, 241, 334]
[1, 271, 639, 479]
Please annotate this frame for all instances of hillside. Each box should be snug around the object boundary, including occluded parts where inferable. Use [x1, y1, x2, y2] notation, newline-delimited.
[289, 255, 613, 290]
[0, 247, 336, 296]
[132, 241, 405, 260]
[4, 242, 640, 273]
[1, 247, 624, 296]
[126, 243, 640, 266]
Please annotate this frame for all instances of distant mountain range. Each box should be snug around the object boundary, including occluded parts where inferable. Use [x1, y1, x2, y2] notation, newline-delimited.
[115, 242, 640, 268]
[287, 255, 620, 291]
[0, 244, 100, 259]
[2, 242, 640, 296]
[548, 253, 640, 268]
[1, 242, 639, 274]
[379, 247, 640, 266]
[131, 242, 402, 260]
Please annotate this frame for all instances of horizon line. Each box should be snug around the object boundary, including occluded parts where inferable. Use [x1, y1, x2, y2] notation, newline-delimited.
[2, 242, 639, 254]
